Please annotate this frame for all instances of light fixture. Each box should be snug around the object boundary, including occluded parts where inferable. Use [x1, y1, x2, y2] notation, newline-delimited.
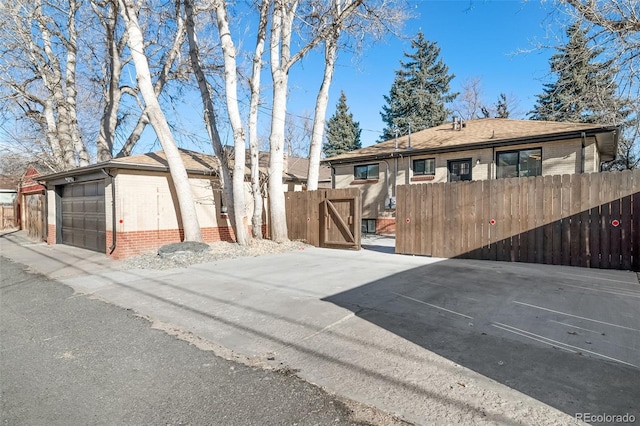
[476, 159, 481, 165]
[64, 176, 75, 183]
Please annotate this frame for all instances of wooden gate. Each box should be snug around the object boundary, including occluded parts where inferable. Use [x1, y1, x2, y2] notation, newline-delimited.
[285, 188, 361, 250]
[25, 193, 45, 240]
[396, 170, 640, 271]
[0, 205, 15, 229]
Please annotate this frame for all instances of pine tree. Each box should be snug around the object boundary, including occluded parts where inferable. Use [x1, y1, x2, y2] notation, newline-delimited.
[379, 32, 457, 141]
[323, 91, 362, 157]
[495, 93, 509, 118]
[530, 23, 628, 125]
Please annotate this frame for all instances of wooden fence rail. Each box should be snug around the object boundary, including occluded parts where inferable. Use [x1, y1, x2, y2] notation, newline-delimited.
[396, 170, 640, 271]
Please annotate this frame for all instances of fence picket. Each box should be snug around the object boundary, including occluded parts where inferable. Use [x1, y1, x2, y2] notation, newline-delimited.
[391, 170, 639, 271]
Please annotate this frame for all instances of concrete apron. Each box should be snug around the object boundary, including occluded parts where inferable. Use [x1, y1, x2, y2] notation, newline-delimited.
[1, 230, 604, 425]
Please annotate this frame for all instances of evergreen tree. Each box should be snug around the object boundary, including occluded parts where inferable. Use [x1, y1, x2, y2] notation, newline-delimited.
[379, 32, 457, 141]
[496, 93, 510, 118]
[530, 23, 628, 125]
[323, 91, 362, 157]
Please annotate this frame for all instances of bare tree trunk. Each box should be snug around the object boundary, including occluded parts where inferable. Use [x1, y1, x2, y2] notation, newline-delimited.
[267, 0, 365, 240]
[307, 33, 338, 191]
[43, 98, 65, 169]
[119, 0, 202, 242]
[65, 0, 89, 166]
[212, 0, 249, 245]
[35, 0, 76, 169]
[93, 0, 123, 162]
[117, 9, 186, 158]
[268, 0, 296, 243]
[183, 0, 237, 241]
[248, 0, 270, 239]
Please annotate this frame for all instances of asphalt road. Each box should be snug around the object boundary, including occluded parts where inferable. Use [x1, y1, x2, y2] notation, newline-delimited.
[0, 256, 370, 426]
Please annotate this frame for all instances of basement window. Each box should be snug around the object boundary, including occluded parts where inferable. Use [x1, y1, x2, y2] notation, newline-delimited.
[496, 148, 542, 178]
[362, 219, 376, 234]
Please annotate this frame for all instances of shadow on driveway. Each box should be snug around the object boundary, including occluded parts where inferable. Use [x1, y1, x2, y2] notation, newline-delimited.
[323, 258, 640, 419]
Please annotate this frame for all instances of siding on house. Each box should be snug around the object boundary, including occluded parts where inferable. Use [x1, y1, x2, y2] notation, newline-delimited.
[333, 136, 602, 219]
[106, 170, 240, 259]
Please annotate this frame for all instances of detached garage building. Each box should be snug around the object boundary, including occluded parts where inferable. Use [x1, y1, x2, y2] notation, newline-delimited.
[40, 149, 236, 259]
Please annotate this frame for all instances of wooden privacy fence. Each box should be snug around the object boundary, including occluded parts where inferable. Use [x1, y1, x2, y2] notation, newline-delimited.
[396, 170, 640, 271]
[285, 188, 361, 250]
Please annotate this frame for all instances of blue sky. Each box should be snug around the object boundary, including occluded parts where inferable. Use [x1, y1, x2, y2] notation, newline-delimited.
[116, 1, 572, 155]
[285, 0, 566, 147]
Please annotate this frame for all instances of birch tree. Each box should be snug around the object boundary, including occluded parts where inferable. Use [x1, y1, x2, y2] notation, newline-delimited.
[0, 0, 90, 170]
[267, 0, 294, 242]
[305, 0, 409, 190]
[247, 0, 271, 239]
[90, 0, 127, 162]
[306, 27, 338, 191]
[267, 0, 371, 241]
[114, 2, 189, 158]
[183, 0, 238, 242]
[118, 0, 203, 242]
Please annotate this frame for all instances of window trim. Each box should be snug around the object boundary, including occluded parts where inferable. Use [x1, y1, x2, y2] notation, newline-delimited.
[495, 147, 542, 179]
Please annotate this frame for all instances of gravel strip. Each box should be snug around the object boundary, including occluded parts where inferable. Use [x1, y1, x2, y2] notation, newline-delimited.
[122, 239, 309, 270]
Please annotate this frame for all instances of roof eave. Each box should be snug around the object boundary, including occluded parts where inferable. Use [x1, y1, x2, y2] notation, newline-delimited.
[594, 128, 619, 162]
[39, 161, 219, 181]
[322, 127, 620, 165]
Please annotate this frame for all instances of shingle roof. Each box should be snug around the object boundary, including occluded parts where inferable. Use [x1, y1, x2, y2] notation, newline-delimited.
[41, 148, 331, 183]
[112, 149, 220, 174]
[323, 118, 619, 163]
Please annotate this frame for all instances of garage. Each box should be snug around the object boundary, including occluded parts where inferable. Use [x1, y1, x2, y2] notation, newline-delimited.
[60, 180, 106, 252]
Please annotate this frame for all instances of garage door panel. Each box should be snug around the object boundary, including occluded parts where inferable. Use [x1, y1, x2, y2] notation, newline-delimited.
[83, 200, 99, 213]
[60, 180, 106, 253]
[62, 201, 73, 213]
[71, 185, 84, 197]
[84, 216, 103, 231]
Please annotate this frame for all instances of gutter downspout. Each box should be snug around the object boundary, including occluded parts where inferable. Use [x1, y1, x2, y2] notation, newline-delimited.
[381, 160, 392, 211]
[580, 132, 586, 173]
[37, 180, 48, 243]
[101, 168, 117, 254]
[393, 157, 398, 197]
[492, 146, 496, 179]
[329, 164, 335, 189]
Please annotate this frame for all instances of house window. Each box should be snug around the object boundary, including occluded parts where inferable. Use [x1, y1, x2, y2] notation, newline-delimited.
[354, 164, 379, 180]
[447, 159, 472, 182]
[362, 219, 376, 234]
[413, 158, 435, 175]
[496, 148, 542, 178]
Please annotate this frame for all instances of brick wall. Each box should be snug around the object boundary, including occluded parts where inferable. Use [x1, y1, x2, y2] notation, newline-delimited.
[47, 224, 56, 244]
[108, 226, 236, 259]
[376, 218, 396, 235]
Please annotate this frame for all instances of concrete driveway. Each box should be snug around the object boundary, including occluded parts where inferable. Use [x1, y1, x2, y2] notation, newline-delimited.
[335, 236, 640, 419]
[2, 231, 638, 424]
